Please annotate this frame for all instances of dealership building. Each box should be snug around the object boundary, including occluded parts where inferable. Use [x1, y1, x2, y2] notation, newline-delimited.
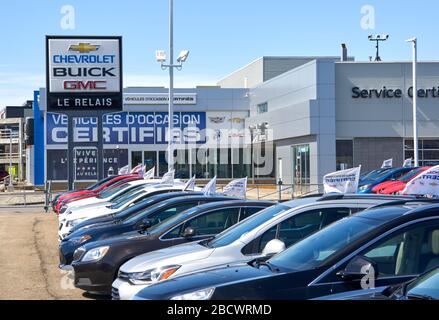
[31, 52, 439, 188]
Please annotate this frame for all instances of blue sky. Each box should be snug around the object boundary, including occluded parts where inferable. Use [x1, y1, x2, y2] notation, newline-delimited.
[1, 0, 439, 107]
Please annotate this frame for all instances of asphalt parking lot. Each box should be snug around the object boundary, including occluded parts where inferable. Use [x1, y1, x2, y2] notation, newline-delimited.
[0, 207, 89, 300]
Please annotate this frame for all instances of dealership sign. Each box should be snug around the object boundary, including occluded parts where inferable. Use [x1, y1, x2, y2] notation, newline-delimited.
[352, 86, 439, 99]
[46, 36, 123, 111]
[124, 94, 197, 105]
[46, 112, 206, 145]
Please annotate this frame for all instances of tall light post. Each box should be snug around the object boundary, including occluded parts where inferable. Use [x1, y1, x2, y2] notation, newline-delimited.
[406, 37, 419, 167]
[156, 0, 190, 172]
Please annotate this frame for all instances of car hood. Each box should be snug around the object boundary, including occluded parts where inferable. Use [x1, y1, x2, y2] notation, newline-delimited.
[373, 180, 398, 191]
[358, 179, 375, 187]
[82, 230, 151, 250]
[314, 287, 390, 300]
[65, 202, 112, 220]
[134, 263, 276, 300]
[380, 182, 406, 193]
[120, 242, 215, 273]
[65, 196, 102, 208]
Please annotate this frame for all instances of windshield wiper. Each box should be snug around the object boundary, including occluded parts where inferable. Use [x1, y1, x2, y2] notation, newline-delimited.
[407, 293, 435, 300]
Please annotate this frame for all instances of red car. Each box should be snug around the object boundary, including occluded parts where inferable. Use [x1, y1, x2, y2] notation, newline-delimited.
[53, 175, 141, 214]
[372, 167, 431, 195]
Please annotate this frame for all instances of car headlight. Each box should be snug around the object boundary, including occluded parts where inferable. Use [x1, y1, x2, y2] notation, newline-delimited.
[359, 184, 371, 191]
[170, 288, 215, 301]
[66, 218, 85, 228]
[69, 235, 92, 245]
[81, 246, 110, 262]
[60, 206, 68, 214]
[126, 265, 181, 285]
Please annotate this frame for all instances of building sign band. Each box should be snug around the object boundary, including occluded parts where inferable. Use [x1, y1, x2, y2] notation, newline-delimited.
[46, 112, 207, 145]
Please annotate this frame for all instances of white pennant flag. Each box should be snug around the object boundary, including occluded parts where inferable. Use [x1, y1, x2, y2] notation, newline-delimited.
[402, 165, 439, 197]
[323, 166, 362, 194]
[143, 167, 155, 180]
[131, 164, 144, 174]
[403, 158, 413, 168]
[118, 165, 130, 175]
[202, 176, 217, 196]
[183, 176, 196, 191]
[381, 159, 393, 169]
[223, 177, 248, 198]
[161, 170, 175, 185]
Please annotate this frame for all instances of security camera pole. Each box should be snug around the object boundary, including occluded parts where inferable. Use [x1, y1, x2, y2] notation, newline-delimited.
[156, 0, 189, 172]
[406, 37, 419, 167]
[368, 34, 389, 62]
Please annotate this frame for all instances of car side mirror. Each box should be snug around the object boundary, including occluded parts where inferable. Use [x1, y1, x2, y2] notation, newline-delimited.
[262, 239, 286, 257]
[337, 256, 379, 281]
[139, 219, 153, 231]
[182, 227, 196, 239]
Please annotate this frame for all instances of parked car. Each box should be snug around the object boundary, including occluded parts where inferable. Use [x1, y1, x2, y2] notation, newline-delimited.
[69, 191, 203, 234]
[132, 199, 439, 300]
[54, 175, 141, 213]
[113, 194, 414, 300]
[358, 167, 415, 194]
[316, 265, 439, 300]
[59, 195, 239, 267]
[58, 183, 197, 239]
[71, 200, 275, 295]
[373, 167, 431, 195]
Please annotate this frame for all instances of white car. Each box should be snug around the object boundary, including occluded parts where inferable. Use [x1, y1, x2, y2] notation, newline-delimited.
[112, 194, 402, 300]
[58, 179, 153, 217]
[58, 180, 159, 239]
[58, 183, 194, 240]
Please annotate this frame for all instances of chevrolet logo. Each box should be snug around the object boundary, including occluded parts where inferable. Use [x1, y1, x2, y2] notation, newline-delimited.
[69, 43, 100, 53]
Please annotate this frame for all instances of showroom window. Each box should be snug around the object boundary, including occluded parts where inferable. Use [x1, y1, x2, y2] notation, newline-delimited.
[405, 139, 439, 166]
[257, 102, 268, 114]
[336, 140, 354, 170]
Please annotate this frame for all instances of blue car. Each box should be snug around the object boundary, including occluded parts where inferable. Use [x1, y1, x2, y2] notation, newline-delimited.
[357, 167, 415, 194]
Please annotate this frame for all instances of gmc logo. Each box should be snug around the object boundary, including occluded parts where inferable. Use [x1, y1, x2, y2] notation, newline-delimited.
[64, 81, 107, 90]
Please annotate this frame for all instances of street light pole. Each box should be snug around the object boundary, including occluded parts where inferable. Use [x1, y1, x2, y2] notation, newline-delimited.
[407, 37, 419, 167]
[156, 0, 189, 174]
[168, 0, 174, 172]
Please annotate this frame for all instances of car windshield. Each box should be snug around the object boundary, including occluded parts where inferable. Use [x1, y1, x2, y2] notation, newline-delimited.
[122, 199, 181, 224]
[86, 176, 113, 190]
[110, 187, 146, 209]
[268, 216, 384, 272]
[398, 168, 423, 182]
[206, 204, 290, 248]
[146, 206, 200, 233]
[97, 182, 130, 199]
[361, 168, 391, 182]
[406, 268, 439, 300]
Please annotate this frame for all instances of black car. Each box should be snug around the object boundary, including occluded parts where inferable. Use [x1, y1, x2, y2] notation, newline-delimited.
[69, 191, 202, 234]
[71, 200, 275, 295]
[316, 265, 439, 300]
[133, 199, 439, 300]
[60, 195, 236, 266]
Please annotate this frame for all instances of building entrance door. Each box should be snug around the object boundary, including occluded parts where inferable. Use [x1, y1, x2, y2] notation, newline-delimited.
[292, 145, 310, 190]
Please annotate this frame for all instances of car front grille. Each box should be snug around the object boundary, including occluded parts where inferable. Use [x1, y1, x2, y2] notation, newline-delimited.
[59, 223, 63, 231]
[111, 287, 120, 300]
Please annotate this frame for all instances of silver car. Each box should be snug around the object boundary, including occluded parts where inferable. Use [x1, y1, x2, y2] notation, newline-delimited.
[112, 194, 412, 300]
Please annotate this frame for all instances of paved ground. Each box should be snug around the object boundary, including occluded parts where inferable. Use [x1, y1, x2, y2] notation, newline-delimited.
[0, 207, 89, 300]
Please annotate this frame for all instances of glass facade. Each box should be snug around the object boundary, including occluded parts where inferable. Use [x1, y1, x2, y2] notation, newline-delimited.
[336, 140, 354, 170]
[404, 139, 439, 166]
[292, 145, 310, 185]
[131, 148, 253, 179]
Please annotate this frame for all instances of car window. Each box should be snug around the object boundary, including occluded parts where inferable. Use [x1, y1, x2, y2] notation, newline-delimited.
[257, 208, 351, 253]
[240, 207, 265, 221]
[183, 207, 241, 236]
[148, 201, 198, 225]
[361, 219, 439, 277]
